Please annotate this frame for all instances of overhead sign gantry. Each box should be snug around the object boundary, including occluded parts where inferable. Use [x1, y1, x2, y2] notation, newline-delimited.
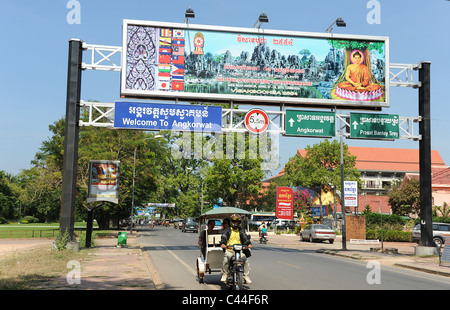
[61, 18, 433, 252]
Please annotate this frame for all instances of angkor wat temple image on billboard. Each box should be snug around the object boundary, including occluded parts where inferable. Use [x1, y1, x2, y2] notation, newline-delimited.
[123, 24, 386, 104]
[183, 35, 385, 102]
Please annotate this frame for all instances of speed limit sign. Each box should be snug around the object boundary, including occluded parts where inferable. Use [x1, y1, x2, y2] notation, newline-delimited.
[244, 109, 269, 134]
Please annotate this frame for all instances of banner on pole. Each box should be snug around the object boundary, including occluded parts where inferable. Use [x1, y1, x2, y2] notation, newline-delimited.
[87, 160, 120, 204]
[276, 187, 294, 220]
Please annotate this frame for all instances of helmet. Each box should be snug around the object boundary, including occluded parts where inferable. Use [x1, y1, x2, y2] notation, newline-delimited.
[230, 214, 241, 228]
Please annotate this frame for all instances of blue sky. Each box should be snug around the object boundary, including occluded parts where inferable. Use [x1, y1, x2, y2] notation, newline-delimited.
[1, 0, 449, 177]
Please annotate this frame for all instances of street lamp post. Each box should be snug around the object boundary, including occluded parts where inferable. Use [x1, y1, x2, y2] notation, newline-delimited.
[340, 132, 347, 251]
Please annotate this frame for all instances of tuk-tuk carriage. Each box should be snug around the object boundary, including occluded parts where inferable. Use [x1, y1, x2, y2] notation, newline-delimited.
[196, 207, 251, 284]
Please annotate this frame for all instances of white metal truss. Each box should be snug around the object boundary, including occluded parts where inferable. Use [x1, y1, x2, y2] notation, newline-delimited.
[81, 43, 122, 71]
[79, 101, 115, 127]
[389, 63, 421, 88]
[78, 43, 421, 139]
[79, 101, 286, 134]
[79, 101, 419, 140]
[398, 116, 421, 140]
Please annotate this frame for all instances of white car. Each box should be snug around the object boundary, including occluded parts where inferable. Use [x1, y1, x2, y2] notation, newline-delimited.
[411, 222, 450, 247]
[300, 224, 336, 244]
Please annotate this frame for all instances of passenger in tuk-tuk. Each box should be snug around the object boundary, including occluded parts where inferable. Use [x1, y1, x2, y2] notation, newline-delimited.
[220, 214, 253, 284]
[221, 218, 230, 232]
[198, 220, 215, 258]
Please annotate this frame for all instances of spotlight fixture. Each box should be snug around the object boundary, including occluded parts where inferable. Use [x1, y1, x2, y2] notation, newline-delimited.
[254, 12, 269, 29]
[326, 17, 346, 33]
[185, 7, 195, 23]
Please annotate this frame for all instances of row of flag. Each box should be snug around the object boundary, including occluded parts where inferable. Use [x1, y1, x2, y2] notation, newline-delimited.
[158, 28, 186, 91]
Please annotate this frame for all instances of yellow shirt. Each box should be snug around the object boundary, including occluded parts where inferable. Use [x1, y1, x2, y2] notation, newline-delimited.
[226, 228, 241, 249]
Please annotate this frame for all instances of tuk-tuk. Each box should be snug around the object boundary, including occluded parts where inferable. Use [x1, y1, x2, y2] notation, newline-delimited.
[196, 207, 251, 284]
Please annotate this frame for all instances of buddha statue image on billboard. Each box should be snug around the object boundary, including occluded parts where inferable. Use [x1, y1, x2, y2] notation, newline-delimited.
[331, 47, 384, 102]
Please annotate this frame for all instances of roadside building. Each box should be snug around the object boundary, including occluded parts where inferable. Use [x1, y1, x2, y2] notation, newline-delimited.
[264, 146, 449, 215]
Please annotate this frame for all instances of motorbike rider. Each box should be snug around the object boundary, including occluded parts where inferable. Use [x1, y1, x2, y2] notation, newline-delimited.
[219, 214, 253, 284]
[258, 221, 267, 238]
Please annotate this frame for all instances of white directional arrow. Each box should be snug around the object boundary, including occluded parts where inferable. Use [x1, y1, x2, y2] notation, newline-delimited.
[352, 121, 359, 130]
[288, 118, 295, 127]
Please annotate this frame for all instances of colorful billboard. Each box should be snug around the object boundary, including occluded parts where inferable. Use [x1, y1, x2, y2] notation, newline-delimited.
[121, 20, 389, 109]
[87, 160, 120, 204]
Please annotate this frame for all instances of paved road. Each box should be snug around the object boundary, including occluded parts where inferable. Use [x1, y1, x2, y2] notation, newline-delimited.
[139, 226, 450, 290]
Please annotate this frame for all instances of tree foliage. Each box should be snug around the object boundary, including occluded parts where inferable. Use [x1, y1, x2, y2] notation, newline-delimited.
[293, 188, 314, 216]
[328, 40, 385, 54]
[0, 171, 20, 219]
[387, 178, 420, 216]
[283, 139, 360, 220]
[5, 109, 267, 225]
[284, 139, 360, 192]
[204, 133, 264, 210]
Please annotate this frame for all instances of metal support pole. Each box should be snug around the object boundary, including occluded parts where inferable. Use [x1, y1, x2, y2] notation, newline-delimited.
[85, 203, 104, 248]
[418, 61, 433, 247]
[131, 147, 136, 234]
[60, 39, 83, 243]
[340, 135, 347, 250]
[86, 208, 93, 248]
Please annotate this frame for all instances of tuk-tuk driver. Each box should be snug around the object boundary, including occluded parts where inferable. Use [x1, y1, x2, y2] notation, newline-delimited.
[220, 214, 253, 284]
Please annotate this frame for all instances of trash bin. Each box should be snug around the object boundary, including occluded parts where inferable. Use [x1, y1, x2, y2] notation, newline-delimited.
[117, 232, 127, 246]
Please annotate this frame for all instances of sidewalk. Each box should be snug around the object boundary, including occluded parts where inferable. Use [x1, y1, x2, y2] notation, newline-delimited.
[0, 235, 156, 290]
[47, 235, 157, 290]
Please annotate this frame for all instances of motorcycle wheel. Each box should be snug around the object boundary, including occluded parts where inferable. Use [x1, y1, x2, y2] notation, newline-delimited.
[234, 271, 244, 290]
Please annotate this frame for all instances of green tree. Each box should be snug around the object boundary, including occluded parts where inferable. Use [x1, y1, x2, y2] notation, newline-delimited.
[204, 133, 264, 210]
[15, 119, 65, 222]
[76, 124, 167, 228]
[435, 202, 450, 218]
[155, 131, 208, 218]
[293, 188, 314, 217]
[387, 178, 420, 216]
[16, 115, 168, 228]
[283, 139, 360, 221]
[0, 171, 20, 219]
[250, 176, 289, 212]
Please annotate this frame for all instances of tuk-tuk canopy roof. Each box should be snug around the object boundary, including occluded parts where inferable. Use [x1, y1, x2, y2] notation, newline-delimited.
[200, 207, 251, 219]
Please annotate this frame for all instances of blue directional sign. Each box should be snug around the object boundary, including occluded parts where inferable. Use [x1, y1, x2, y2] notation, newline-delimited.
[114, 101, 222, 132]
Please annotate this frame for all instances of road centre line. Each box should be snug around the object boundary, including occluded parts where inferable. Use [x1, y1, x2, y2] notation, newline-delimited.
[277, 260, 303, 270]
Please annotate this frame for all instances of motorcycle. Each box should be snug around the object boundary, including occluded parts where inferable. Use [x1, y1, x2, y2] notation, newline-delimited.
[226, 244, 248, 290]
[259, 232, 268, 244]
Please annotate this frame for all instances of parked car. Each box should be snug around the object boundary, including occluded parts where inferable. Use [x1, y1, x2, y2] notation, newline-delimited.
[411, 222, 450, 247]
[182, 217, 199, 233]
[271, 219, 296, 230]
[300, 224, 336, 244]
